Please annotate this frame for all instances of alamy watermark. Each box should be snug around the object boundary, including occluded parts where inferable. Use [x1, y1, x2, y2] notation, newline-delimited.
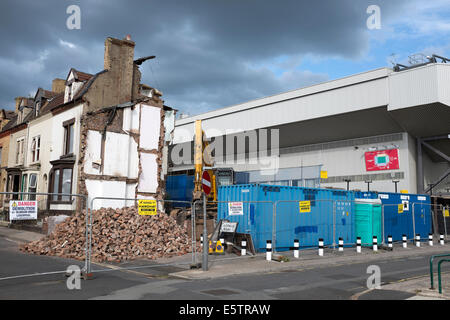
[66, 265, 81, 290]
[366, 265, 381, 289]
[66, 5, 81, 30]
[366, 5, 381, 30]
[171, 128, 280, 175]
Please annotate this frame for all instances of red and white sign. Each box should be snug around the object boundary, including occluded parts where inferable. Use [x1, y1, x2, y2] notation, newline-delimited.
[228, 202, 244, 216]
[365, 149, 399, 171]
[202, 171, 212, 195]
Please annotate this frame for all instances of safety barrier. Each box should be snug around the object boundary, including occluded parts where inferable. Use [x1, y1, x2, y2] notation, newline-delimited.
[437, 259, 450, 294]
[429, 253, 450, 290]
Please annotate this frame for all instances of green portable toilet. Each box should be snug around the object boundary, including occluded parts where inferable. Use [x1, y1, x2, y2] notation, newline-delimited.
[355, 199, 382, 246]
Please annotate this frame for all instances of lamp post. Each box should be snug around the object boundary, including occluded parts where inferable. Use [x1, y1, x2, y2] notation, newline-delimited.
[392, 179, 400, 193]
[344, 179, 351, 191]
[365, 180, 373, 192]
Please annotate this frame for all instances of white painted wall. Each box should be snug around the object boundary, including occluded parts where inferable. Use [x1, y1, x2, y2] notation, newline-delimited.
[138, 153, 158, 193]
[86, 179, 130, 210]
[139, 104, 161, 150]
[7, 129, 27, 167]
[49, 103, 84, 211]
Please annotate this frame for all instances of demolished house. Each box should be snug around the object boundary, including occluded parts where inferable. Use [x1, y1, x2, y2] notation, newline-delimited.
[1, 36, 175, 228]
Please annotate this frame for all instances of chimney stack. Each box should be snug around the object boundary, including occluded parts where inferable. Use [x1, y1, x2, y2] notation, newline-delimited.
[14, 97, 25, 114]
[103, 37, 136, 103]
[52, 78, 66, 94]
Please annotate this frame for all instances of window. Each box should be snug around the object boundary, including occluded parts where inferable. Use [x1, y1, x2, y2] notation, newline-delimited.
[16, 138, 25, 165]
[31, 136, 40, 162]
[35, 102, 41, 117]
[49, 161, 74, 203]
[63, 119, 75, 156]
[21, 174, 28, 200]
[29, 174, 37, 200]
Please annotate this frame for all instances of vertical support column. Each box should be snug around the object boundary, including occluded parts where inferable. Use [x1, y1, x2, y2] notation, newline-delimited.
[318, 238, 324, 256]
[356, 237, 361, 253]
[415, 234, 421, 247]
[294, 239, 299, 258]
[373, 236, 378, 252]
[429, 234, 433, 246]
[403, 234, 407, 248]
[192, 202, 196, 265]
[440, 234, 445, 245]
[338, 238, 344, 252]
[388, 235, 393, 249]
[417, 138, 424, 194]
[241, 240, 247, 256]
[266, 240, 272, 261]
[202, 193, 208, 271]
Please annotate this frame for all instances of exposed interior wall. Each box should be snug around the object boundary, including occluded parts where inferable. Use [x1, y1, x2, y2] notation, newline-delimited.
[136, 102, 165, 200]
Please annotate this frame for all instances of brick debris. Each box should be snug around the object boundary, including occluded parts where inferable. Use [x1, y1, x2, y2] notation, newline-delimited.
[20, 206, 196, 263]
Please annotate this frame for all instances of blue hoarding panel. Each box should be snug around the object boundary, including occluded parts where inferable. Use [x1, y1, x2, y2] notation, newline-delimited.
[165, 175, 194, 207]
[217, 184, 354, 252]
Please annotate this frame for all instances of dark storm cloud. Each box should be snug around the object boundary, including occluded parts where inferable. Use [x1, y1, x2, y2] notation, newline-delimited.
[0, 0, 408, 114]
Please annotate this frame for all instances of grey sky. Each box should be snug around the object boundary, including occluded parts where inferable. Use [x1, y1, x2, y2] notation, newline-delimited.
[0, 0, 410, 115]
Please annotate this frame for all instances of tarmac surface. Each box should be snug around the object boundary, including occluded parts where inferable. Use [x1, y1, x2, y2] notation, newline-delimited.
[1, 226, 449, 300]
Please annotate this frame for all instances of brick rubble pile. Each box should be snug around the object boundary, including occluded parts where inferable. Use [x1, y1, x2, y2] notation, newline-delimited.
[20, 206, 195, 263]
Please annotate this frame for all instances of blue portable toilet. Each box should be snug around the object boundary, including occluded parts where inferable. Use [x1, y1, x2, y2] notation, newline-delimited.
[352, 191, 431, 242]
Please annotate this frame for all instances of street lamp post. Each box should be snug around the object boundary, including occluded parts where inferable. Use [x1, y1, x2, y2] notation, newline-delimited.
[344, 179, 351, 191]
[365, 180, 373, 192]
[392, 179, 400, 193]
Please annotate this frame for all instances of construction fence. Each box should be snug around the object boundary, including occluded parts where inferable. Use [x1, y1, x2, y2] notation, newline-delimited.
[215, 199, 449, 253]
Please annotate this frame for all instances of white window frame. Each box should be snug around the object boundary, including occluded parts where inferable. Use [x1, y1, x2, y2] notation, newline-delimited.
[31, 135, 41, 163]
[16, 137, 25, 165]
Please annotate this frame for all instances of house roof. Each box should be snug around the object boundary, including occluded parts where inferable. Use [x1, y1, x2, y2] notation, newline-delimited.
[68, 68, 93, 83]
[1, 115, 18, 132]
[5, 111, 15, 119]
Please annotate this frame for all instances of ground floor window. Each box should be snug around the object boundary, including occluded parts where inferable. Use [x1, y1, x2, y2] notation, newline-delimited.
[49, 161, 74, 203]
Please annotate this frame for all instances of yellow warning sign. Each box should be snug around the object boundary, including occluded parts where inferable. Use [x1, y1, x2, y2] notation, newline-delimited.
[299, 201, 311, 213]
[444, 209, 450, 217]
[215, 240, 224, 254]
[138, 200, 157, 215]
[320, 171, 328, 179]
[398, 204, 404, 214]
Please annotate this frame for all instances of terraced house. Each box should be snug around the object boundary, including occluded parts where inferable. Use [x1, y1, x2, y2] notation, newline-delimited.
[0, 36, 175, 227]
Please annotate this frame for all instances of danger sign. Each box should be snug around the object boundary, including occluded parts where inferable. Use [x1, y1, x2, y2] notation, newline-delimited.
[9, 200, 37, 221]
[299, 201, 311, 213]
[228, 202, 243, 216]
[138, 199, 157, 216]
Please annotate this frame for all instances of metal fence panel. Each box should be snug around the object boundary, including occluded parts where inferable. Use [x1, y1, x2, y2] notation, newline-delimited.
[275, 199, 339, 250]
[216, 200, 274, 252]
[86, 197, 196, 274]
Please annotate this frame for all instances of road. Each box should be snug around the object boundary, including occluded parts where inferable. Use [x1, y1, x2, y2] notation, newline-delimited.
[0, 237, 449, 301]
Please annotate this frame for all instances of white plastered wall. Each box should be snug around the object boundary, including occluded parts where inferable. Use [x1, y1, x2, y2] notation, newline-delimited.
[49, 103, 84, 212]
[137, 103, 161, 194]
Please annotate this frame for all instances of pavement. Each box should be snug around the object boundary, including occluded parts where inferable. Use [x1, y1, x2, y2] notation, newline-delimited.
[0, 225, 45, 243]
[1, 225, 449, 300]
[169, 243, 450, 299]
